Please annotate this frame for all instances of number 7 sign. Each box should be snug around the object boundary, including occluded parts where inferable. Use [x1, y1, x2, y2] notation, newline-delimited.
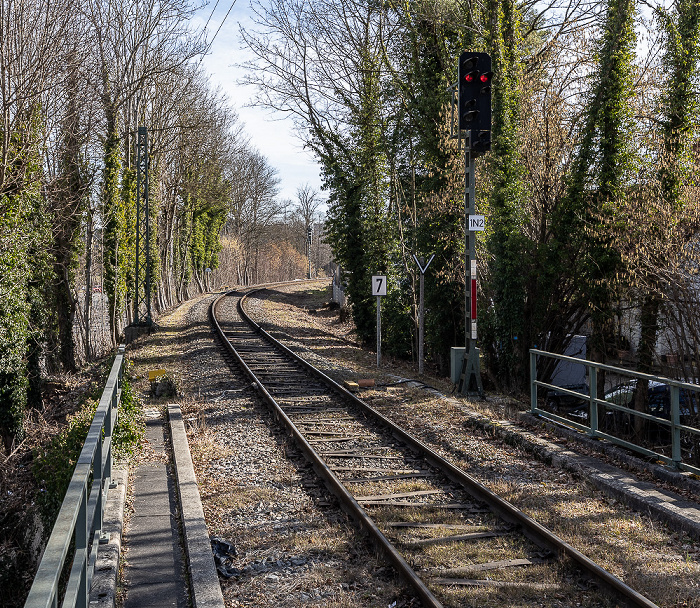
[372, 275, 387, 296]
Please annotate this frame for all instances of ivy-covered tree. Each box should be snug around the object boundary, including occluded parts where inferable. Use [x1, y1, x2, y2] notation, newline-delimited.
[385, 0, 476, 370]
[0, 113, 45, 450]
[49, 59, 89, 373]
[324, 33, 393, 344]
[634, 0, 700, 378]
[480, 0, 531, 388]
[102, 122, 127, 345]
[555, 0, 638, 381]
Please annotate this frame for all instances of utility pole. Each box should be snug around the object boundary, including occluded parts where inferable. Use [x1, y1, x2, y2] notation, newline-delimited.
[134, 126, 152, 326]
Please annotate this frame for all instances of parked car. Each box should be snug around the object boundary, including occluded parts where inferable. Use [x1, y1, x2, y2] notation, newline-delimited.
[604, 380, 699, 421]
[544, 335, 589, 410]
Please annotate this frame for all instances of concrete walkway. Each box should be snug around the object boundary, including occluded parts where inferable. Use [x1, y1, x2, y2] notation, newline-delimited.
[90, 404, 224, 608]
[123, 414, 187, 608]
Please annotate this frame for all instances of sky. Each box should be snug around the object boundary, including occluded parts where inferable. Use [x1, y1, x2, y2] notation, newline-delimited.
[190, 1, 325, 205]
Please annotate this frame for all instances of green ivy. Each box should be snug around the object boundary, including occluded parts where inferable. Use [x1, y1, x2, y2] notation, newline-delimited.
[32, 398, 99, 528]
[0, 109, 47, 448]
[31, 367, 143, 530]
[103, 123, 124, 343]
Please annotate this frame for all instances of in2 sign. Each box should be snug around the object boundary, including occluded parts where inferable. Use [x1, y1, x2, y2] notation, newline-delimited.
[469, 215, 485, 231]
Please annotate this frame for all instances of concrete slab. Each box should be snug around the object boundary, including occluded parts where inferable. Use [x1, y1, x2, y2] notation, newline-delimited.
[131, 465, 173, 517]
[123, 580, 181, 608]
[123, 418, 187, 608]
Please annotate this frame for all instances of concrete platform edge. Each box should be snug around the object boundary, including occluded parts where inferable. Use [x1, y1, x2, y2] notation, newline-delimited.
[89, 467, 127, 608]
[168, 403, 225, 608]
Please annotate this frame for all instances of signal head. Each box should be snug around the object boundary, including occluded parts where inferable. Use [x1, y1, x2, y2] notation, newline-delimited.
[462, 56, 478, 71]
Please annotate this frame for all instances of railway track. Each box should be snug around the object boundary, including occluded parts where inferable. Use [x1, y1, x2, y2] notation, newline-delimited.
[211, 286, 660, 608]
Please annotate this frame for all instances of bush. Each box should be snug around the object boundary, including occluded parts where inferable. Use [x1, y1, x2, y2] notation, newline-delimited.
[32, 399, 98, 528]
[32, 362, 144, 530]
[114, 374, 144, 461]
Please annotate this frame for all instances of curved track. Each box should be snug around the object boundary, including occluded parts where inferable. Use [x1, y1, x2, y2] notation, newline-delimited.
[211, 286, 660, 608]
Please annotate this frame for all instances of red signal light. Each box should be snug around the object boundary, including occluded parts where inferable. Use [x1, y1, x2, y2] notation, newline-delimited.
[480, 74, 488, 83]
[465, 71, 477, 83]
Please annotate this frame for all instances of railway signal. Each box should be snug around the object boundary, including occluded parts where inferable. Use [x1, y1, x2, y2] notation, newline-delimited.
[458, 51, 492, 155]
[456, 51, 491, 397]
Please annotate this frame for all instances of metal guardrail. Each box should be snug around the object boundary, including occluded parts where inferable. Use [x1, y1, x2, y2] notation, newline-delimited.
[530, 348, 700, 476]
[24, 346, 126, 608]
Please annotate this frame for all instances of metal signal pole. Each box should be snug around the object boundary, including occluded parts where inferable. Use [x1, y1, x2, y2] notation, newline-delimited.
[307, 225, 313, 279]
[459, 132, 483, 396]
[456, 51, 490, 397]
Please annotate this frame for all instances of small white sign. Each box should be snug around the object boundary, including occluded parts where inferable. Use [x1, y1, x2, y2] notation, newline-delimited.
[372, 275, 387, 296]
[469, 215, 485, 231]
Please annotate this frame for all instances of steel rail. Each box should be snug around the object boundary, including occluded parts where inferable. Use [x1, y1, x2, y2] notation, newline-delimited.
[214, 286, 660, 608]
[211, 290, 444, 608]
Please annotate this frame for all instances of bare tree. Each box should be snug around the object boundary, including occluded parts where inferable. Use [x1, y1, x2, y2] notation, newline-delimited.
[293, 183, 323, 277]
[224, 148, 282, 284]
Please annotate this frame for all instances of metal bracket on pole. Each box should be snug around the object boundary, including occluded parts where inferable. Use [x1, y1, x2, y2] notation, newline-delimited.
[458, 346, 483, 395]
[412, 254, 435, 376]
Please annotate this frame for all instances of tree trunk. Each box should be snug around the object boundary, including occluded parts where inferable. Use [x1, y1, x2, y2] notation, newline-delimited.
[633, 295, 660, 438]
[83, 207, 94, 361]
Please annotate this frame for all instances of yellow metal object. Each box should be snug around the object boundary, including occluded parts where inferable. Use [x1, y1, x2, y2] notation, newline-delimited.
[148, 369, 167, 381]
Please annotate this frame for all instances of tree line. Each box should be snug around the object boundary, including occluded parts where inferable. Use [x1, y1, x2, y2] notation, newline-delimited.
[0, 0, 328, 452]
[242, 0, 700, 392]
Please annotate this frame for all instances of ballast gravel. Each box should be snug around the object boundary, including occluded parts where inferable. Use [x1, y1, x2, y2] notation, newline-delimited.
[243, 281, 700, 608]
[125, 282, 700, 608]
[126, 291, 419, 608]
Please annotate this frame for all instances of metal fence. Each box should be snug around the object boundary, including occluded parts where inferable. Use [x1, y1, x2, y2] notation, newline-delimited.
[24, 346, 125, 608]
[530, 348, 700, 476]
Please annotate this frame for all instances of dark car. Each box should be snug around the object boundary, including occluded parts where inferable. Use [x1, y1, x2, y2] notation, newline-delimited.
[600, 379, 700, 450]
[604, 380, 699, 421]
